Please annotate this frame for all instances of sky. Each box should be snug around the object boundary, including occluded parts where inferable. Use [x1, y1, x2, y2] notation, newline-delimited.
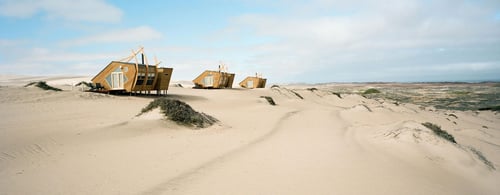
[0, 0, 499, 83]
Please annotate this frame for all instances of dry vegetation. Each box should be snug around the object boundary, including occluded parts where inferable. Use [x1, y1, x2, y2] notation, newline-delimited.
[420, 122, 495, 170]
[421, 122, 456, 144]
[24, 81, 62, 91]
[362, 88, 381, 95]
[139, 98, 218, 128]
[260, 96, 276, 106]
[468, 147, 496, 170]
[323, 83, 500, 111]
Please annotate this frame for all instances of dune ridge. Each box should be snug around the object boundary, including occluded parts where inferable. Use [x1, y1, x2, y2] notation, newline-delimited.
[0, 76, 499, 194]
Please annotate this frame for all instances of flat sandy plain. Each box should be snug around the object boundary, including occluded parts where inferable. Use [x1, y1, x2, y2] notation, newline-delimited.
[1, 75, 499, 194]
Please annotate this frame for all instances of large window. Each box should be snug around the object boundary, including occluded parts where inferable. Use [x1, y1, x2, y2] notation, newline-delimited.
[147, 72, 155, 85]
[203, 75, 214, 87]
[136, 72, 145, 85]
[247, 80, 254, 88]
[111, 72, 124, 89]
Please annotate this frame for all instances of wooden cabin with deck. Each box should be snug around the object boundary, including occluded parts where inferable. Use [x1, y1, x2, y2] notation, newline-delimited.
[193, 66, 235, 89]
[91, 47, 173, 95]
[239, 76, 267, 89]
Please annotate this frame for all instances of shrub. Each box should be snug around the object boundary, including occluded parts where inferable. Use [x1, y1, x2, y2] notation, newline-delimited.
[331, 92, 342, 99]
[450, 91, 471, 95]
[478, 106, 500, 111]
[75, 81, 93, 88]
[306, 88, 318, 92]
[362, 104, 373, 112]
[260, 96, 276, 106]
[363, 88, 381, 95]
[468, 147, 496, 170]
[422, 122, 456, 144]
[139, 98, 218, 128]
[25, 81, 62, 91]
[291, 90, 304, 99]
[172, 83, 183, 88]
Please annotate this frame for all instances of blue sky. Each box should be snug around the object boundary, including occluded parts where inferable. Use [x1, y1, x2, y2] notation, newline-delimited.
[1, 0, 499, 83]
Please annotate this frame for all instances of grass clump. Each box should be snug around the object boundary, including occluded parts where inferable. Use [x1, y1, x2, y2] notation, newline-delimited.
[139, 98, 218, 128]
[468, 147, 496, 170]
[260, 96, 276, 106]
[75, 81, 93, 88]
[363, 88, 381, 95]
[448, 113, 458, 119]
[422, 122, 456, 144]
[25, 81, 62, 91]
[331, 92, 342, 99]
[478, 105, 500, 111]
[291, 90, 304, 99]
[172, 83, 184, 88]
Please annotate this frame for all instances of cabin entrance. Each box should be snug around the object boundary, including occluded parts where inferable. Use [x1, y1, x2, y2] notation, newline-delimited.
[111, 72, 124, 89]
[247, 80, 254, 88]
[204, 75, 214, 87]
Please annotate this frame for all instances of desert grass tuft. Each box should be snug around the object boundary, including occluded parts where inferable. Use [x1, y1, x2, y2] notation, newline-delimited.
[331, 92, 342, 99]
[468, 147, 496, 170]
[139, 98, 218, 128]
[291, 90, 304, 99]
[363, 88, 381, 95]
[478, 106, 500, 111]
[25, 81, 62, 91]
[447, 113, 458, 119]
[422, 122, 456, 143]
[75, 81, 93, 88]
[260, 96, 276, 106]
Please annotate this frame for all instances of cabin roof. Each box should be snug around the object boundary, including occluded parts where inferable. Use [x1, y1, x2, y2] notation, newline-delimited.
[92, 61, 164, 81]
[201, 70, 235, 75]
[109, 61, 158, 68]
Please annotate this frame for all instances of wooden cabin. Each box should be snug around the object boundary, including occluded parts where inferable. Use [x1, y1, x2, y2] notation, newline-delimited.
[91, 47, 173, 94]
[239, 76, 267, 89]
[193, 70, 235, 89]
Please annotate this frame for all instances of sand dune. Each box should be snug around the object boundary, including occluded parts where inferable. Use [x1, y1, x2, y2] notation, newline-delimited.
[0, 76, 499, 194]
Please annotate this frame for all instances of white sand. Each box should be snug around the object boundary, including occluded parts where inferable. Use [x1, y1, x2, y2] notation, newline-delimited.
[0, 76, 499, 194]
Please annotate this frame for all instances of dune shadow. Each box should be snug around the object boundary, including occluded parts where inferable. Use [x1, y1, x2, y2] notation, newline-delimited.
[121, 93, 209, 102]
[163, 94, 209, 101]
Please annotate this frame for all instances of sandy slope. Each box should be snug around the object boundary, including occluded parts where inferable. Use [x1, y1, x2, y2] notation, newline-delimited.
[0, 76, 499, 194]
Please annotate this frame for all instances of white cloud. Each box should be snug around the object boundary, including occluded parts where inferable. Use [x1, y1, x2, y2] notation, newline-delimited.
[2, 0, 499, 82]
[0, 47, 125, 75]
[20, 47, 117, 62]
[60, 26, 163, 46]
[0, 0, 122, 22]
[429, 62, 500, 72]
[0, 39, 28, 47]
[218, 0, 500, 82]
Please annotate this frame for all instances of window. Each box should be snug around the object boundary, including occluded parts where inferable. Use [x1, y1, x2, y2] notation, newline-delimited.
[247, 80, 254, 88]
[136, 72, 145, 85]
[203, 75, 214, 87]
[147, 72, 155, 85]
[111, 72, 124, 89]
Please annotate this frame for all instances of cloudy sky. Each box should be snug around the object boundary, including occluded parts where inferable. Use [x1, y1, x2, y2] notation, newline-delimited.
[1, 0, 499, 83]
